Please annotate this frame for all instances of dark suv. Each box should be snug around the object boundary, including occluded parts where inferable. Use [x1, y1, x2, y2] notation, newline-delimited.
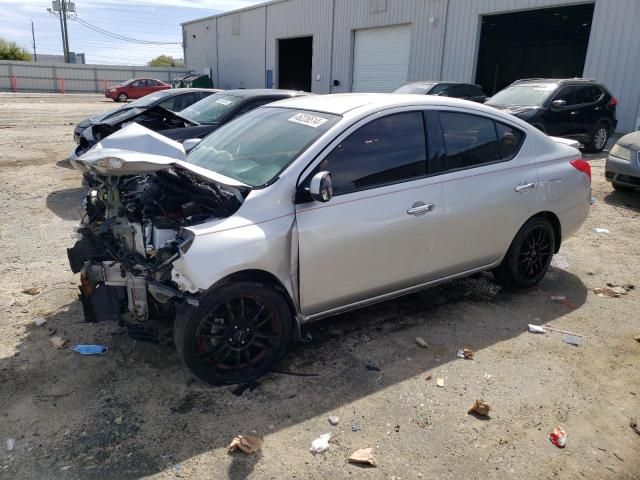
[394, 82, 487, 103]
[486, 78, 618, 152]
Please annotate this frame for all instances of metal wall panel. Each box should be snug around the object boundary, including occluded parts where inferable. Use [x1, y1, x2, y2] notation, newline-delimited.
[265, 0, 333, 93]
[183, 19, 218, 82]
[217, 7, 267, 89]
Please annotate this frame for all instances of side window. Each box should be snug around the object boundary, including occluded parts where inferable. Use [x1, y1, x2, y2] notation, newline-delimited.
[469, 85, 485, 97]
[429, 84, 449, 96]
[590, 86, 604, 102]
[317, 112, 427, 195]
[131, 80, 143, 88]
[495, 122, 524, 161]
[450, 85, 468, 98]
[574, 86, 594, 105]
[553, 86, 576, 106]
[439, 112, 500, 169]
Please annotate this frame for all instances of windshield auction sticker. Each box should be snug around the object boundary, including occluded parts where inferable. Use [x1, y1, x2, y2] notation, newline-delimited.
[215, 98, 233, 106]
[288, 113, 329, 128]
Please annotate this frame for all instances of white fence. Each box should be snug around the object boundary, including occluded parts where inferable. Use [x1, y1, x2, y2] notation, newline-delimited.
[0, 61, 191, 94]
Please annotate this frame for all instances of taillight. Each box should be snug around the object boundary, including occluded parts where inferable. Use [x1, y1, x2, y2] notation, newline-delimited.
[610, 96, 618, 106]
[570, 159, 591, 183]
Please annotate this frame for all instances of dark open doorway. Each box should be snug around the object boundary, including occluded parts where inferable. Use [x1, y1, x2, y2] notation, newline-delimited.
[475, 4, 594, 95]
[278, 36, 313, 92]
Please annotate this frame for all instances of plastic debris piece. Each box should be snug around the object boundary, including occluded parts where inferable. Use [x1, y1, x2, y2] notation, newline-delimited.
[348, 447, 378, 467]
[351, 422, 361, 432]
[328, 416, 339, 426]
[563, 334, 581, 346]
[72, 344, 108, 355]
[228, 434, 263, 454]
[436, 378, 444, 387]
[456, 348, 474, 360]
[6, 438, 15, 451]
[61, 465, 72, 471]
[21, 287, 40, 296]
[594, 228, 609, 234]
[309, 433, 331, 454]
[425, 375, 432, 381]
[468, 399, 492, 417]
[634, 335, 640, 343]
[528, 324, 546, 334]
[50, 336, 68, 349]
[550, 295, 567, 301]
[33, 317, 47, 327]
[365, 363, 380, 371]
[630, 418, 640, 436]
[594, 287, 623, 298]
[415, 337, 429, 348]
[549, 426, 567, 448]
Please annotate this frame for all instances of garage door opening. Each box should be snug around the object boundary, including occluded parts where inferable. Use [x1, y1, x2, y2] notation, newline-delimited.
[475, 4, 594, 95]
[278, 36, 312, 92]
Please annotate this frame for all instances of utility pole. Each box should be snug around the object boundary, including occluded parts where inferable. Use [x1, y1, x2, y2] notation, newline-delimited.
[61, 0, 71, 63]
[31, 20, 37, 62]
[47, 1, 75, 63]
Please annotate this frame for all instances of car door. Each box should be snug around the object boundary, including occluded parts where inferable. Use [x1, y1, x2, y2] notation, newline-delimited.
[295, 110, 445, 316]
[429, 110, 536, 274]
[572, 85, 598, 138]
[544, 86, 578, 137]
[128, 80, 145, 99]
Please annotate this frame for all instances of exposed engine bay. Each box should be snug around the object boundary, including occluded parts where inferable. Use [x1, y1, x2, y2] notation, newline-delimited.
[68, 166, 246, 340]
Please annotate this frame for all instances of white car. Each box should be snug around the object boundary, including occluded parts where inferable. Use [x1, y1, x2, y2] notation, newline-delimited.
[69, 94, 592, 385]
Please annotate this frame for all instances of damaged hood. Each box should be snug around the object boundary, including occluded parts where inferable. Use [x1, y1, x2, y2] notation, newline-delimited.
[96, 105, 195, 128]
[75, 123, 249, 188]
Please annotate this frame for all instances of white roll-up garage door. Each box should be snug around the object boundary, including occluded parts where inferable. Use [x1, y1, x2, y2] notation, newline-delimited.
[352, 24, 411, 93]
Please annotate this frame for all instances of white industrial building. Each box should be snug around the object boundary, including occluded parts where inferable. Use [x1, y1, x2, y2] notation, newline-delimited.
[182, 0, 640, 131]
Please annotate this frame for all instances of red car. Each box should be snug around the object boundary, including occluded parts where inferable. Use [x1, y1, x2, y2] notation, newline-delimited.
[104, 78, 171, 102]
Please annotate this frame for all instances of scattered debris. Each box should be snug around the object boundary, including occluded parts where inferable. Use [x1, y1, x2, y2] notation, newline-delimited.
[328, 416, 339, 426]
[544, 325, 584, 337]
[436, 378, 445, 387]
[228, 434, 263, 454]
[60, 465, 72, 471]
[50, 336, 68, 349]
[456, 348, 474, 360]
[47, 328, 57, 337]
[634, 335, 640, 343]
[594, 287, 625, 298]
[309, 433, 331, 454]
[415, 337, 429, 348]
[114, 416, 123, 425]
[630, 418, 640, 436]
[6, 438, 15, 451]
[563, 334, 581, 347]
[33, 317, 47, 327]
[21, 287, 40, 296]
[550, 295, 567, 301]
[528, 324, 546, 334]
[351, 422, 361, 432]
[484, 373, 492, 380]
[348, 447, 378, 467]
[549, 426, 567, 448]
[468, 399, 492, 417]
[365, 363, 381, 372]
[613, 452, 624, 462]
[425, 375, 432, 381]
[72, 344, 108, 355]
[594, 228, 610, 234]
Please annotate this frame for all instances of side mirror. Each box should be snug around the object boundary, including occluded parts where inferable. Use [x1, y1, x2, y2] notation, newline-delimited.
[309, 171, 333, 203]
[182, 138, 201, 152]
[551, 99, 567, 109]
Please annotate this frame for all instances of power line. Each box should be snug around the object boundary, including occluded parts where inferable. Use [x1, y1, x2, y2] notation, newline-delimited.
[70, 15, 182, 45]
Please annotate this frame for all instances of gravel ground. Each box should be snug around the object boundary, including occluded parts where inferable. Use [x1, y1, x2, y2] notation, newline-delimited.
[0, 93, 639, 480]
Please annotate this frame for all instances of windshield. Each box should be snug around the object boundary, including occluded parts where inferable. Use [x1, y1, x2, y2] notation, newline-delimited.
[186, 107, 340, 186]
[120, 79, 134, 87]
[394, 83, 435, 94]
[487, 84, 556, 107]
[180, 94, 243, 124]
[128, 91, 171, 108]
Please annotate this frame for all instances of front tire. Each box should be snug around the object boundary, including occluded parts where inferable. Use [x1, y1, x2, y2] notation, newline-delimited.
[493, 217, 555, 290]
[174, 281, 292, 386]
[117, 92, 128, 103]
[584, 122, 609, 153]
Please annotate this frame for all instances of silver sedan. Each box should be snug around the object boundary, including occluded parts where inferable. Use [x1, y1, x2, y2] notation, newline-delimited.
[70, 94, 592, 385]
[605, 131, 640, 192]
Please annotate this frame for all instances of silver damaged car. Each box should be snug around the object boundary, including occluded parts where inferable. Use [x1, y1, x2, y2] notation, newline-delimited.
[68, 94, 592, 385]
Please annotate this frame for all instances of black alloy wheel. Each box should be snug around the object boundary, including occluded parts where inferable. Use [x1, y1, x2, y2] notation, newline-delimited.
[174, 282, 292, 386]
[493, 217, 555, 290]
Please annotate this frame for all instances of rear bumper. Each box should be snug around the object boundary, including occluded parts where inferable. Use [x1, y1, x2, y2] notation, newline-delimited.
[605, 155, 640, 189]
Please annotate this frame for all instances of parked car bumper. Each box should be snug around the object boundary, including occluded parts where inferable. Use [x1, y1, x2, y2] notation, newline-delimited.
[104, 90, 117, 99]
[605, 154, 640, 189]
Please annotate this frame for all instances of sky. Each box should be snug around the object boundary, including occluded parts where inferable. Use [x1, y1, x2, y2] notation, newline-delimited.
[0, 0, 264, 65]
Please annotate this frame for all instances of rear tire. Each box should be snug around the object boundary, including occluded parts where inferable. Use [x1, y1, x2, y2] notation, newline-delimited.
[493, 217, 555, 290]
[584, 122, 609, 153]
[174, 281, 292, 386]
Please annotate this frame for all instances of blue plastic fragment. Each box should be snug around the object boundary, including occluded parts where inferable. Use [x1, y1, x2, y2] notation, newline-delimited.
[72, 344, 108, 355]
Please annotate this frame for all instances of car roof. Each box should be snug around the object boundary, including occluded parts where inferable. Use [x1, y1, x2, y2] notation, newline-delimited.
[512, 78, 601, 87]
[222, 89, 310, 98]
[405, 81, 478, 86]
[270, 93, 503, 116]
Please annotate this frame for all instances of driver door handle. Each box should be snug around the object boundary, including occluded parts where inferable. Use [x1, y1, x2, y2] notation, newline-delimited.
[407, 203, 435, 216]
[514, 182, 537, 193]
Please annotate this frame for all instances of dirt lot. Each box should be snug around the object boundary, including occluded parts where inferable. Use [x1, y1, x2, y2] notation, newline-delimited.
[0, 93, 638, 479]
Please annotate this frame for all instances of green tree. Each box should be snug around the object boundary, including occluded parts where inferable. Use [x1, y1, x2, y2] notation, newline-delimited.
[0, 38, 31, 61]
[148, 55, 183, 67]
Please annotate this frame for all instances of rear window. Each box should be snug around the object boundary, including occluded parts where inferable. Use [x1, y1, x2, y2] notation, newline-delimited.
[394, 83, 436, 94]
[487, 84, 555, 107]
